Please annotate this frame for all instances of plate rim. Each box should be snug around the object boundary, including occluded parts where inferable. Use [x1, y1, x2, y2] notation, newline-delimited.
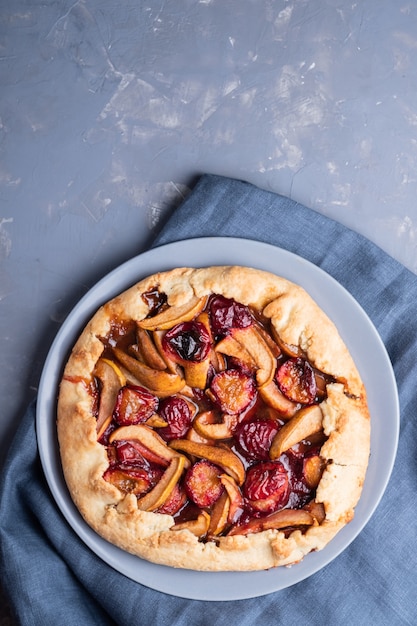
[36, 236, 399, 601]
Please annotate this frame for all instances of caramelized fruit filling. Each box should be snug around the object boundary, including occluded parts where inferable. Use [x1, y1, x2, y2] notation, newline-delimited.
[95, 292, 333, 539]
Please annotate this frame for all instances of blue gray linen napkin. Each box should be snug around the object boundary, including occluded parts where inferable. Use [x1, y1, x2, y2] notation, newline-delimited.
[1, 174, 416, 625]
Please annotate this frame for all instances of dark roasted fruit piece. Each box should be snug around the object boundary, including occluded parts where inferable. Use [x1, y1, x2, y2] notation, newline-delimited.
[209, 295, 253, 338]
[208, 369, 257, 415]
[235, 419, 280, 462]
[141, 287, 168, 316]
[285, 451, 311, 502]
[243, 461, 290, 514]
[162, 321, 212, 363]
[103, 465, 162, 496]
[276, 358, 317, 404]
[157, 396, 193, 441]
[113, 385, 159, 426]
[184, 459, 225, 508]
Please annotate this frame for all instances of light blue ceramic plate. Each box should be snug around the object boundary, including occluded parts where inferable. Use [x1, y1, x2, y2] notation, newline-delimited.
[37, 237, 399, 601]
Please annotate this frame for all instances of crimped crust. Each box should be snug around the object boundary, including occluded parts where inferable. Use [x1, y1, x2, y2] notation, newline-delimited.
[57, 266, 370, 571]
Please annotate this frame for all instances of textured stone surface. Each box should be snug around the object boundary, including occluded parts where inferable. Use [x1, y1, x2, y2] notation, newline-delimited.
[1, 1, 416, 618]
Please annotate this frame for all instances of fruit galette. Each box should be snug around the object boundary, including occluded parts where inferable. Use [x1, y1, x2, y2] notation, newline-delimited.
[57, 266, 370, 571]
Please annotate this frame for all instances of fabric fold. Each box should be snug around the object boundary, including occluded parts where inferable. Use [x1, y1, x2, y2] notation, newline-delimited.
[1, 175, 415, 626]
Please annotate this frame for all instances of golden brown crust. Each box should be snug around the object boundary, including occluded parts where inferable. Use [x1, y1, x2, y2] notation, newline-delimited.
[57, 265, 370, 571]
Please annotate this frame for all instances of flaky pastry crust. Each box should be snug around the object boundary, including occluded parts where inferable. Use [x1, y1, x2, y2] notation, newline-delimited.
[57, 266, 370, 571]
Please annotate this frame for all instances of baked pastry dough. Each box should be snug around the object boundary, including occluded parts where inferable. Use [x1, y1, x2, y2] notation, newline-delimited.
[57, 266, 370, 571]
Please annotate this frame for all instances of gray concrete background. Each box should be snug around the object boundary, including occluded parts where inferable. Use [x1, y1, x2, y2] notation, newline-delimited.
[1, 0, 417, 619]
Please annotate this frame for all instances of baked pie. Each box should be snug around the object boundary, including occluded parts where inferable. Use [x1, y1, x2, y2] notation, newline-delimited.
[57, 266, 370, 571]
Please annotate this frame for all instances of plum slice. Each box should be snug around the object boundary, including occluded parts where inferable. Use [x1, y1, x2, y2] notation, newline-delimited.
[184, 459, 225, 508]
[113, 440, 151, 467]
[113, 385, 158, 426]
[243, 461, 290, 514]
[208, 369, 257, 415]
[209, 295, 253, 338]
[157, 396, 194, 441]
[162, 321, 212, 363]
[103, 465, 161, 496]
[235, 419, 280, 462]
[276, 357, 317, 404]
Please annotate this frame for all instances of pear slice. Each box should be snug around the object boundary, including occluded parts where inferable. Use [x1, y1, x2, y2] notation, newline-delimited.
[195, 310, 212, 335]
[109, 424, 190, 468]
[231, 326, 276, 386]
[151, 331, 179, 374]
[228, 508, 314, 536]
[220, 474, 244, 524]
[259, 380, 299, 419]
[136, 326, 167, 370]
[269, 405, 323, 459]
[112, 347, 185, 397]
[136, 456, 186, 511]
[256, 325, 282, 358]
[181, 310, 214, 389]
[99, 357, 126, 385]
[193, 411, 237, 440]
[303, 455, 325, 488]
[94, 358, 125, 437]
[182, 358, 211, 389]
[96, 415, 113, 442]
[138, 296, 208, 331]
[169, 439, 245, 485]
[210, 349, 227, 373]
[171, 511, 210, 537]
[186, 426, 215, 446]
[207, 491, 230, 537]
[215, 335, 256, 367]
[145, 414, 168, 428]
[303, 500, 326, 524]
[270, 326, 303, 358]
